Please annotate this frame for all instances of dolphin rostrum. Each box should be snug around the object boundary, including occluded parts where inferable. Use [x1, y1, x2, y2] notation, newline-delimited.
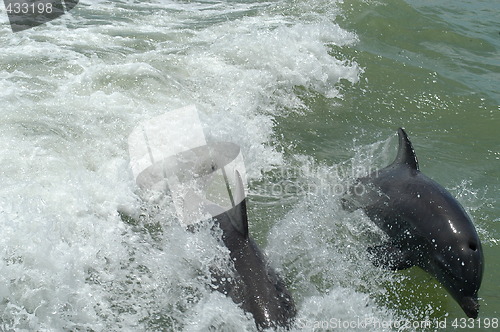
[342, 128, 484, 318]
[210, 170, 296, 330]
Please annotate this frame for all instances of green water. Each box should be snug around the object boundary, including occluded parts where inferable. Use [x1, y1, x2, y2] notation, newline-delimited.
[0, 0, 498, 329]
[272, 0, 499, 324]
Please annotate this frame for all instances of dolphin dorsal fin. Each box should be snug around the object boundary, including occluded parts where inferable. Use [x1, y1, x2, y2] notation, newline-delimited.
[392, 128, 419, 170]
[228, 170, 249, 238]
[233, 170, 246, 206]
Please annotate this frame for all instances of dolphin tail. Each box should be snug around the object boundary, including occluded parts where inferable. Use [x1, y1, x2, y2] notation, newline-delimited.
[391, 128, 419, 171]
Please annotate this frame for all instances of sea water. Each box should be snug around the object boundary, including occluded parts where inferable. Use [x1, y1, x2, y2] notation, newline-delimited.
[0, 0, 498, 330]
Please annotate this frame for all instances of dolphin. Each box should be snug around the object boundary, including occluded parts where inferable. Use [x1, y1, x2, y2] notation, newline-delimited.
[342, 128, 484, 318]
[209, 170, 296, 330]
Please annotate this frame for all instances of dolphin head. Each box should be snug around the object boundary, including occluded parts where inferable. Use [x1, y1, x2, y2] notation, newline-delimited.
[423, 195, 484, 318]
[428, 239, 483, 318]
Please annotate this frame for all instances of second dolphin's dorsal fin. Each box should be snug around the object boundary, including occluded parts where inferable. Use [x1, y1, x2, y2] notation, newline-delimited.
[233, 170, 246, 206]
[228, 170, 249, 238]
[391, 128, 419, 171]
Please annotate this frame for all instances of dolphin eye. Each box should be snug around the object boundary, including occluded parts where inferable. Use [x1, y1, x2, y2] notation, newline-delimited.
[469, 243, 477, 251]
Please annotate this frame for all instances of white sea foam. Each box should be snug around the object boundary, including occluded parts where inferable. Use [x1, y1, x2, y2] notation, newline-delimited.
[0, 0, 393, 330]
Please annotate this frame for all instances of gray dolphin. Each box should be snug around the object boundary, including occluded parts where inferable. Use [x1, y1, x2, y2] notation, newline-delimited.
[342, 128, 484, 318]
[210, 171, 296, 330]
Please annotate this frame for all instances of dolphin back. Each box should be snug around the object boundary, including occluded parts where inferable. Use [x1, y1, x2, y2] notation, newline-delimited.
[212, 171, 296, 329]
